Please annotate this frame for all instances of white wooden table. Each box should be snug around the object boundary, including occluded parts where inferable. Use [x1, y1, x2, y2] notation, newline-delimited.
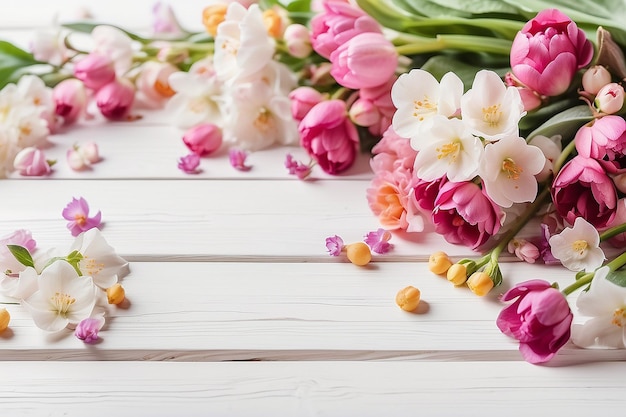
[2, 2, 626, 415]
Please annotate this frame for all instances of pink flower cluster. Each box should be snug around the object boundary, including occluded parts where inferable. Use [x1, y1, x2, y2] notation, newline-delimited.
[289, 0, 398, 175]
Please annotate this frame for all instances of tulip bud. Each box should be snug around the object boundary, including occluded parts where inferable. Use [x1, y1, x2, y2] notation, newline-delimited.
[78, 142, 101, 164]
[345, 242, 371, 266]
[13, 147, 52, 176]
[446, 263, 468, 286]
[67, 148, 87, 171]
[96, 78, 135, 120]
[467, 272, 494, 296]
[582, 66, 612, 95]
[74, 53, 116, 91]
[395, 286, 421, 312]
[349, 99, 380, 127]
[288, 87, 324, 122]
[106, 283, 126, 305]
[428, 251, 452, 275]
[202, 4, 228, 37]
[182, 123, 223, 156]
[0, 308, 10, 332]
[595, 82, 625, 114]
[53, 79, 87, 125]
[284, 24, 312, 58]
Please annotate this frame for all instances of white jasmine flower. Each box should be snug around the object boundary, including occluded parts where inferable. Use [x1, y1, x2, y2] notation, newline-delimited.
[479, 135, 545, 208]
[17, 75, 53, 114]
[528, 134, 562, 182]
[391, 69, 463, 139]
[69, 228, 129, 289]
[460, 70, 526, 141]
[91, 25, 134, 75]
[412, 116, 483, 182]
[549, 217, 605, 272]
[572, 266, 626, 348]
[22, 260, 97, 332]
[0, 266, 39, 299]
[214, 3, 275, 84]
[30, 29, 71, 67]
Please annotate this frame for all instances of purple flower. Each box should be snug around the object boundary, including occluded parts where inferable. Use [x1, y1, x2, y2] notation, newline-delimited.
[285, 154, 312, 180]
[364, 228, 393, 254]
[75, 317, 104, 344]
[325, 235, 344, 256]
[496, 280, 573, 364]
[177, 153, 201, 174]
[62, 197, 102, 237]
[229, 148, 252, 172]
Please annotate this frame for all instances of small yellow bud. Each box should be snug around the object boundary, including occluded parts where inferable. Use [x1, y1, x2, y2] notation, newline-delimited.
[395, 286, 421, 312]
[346, 242, 372, 266]
[428, 251, 452, 275]
[262, 9, 283, 38]
[467, 272, 494, 296]
[0, 308, 9, 332]
[446, 263, 468, 286]
[106, 283, 126, 305]
[202, 5, 228, 37]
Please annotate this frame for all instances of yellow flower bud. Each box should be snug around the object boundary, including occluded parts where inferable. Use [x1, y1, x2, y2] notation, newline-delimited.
[428, 251, 452, 275]
[263, 9, 283, 38]
[467, 272, 494, 296]
[0, 308, 9, 332]
[446, 263, 468, 286]
[395, 286, 421, 312]
[202, 4, 228, 37]
[106, 283, 126, 305]
[346, 242, 371, 266]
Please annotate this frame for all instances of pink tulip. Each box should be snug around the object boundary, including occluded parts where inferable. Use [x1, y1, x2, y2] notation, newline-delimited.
[74, 53, 116, 91]
[369, 126, 415, 174]
[310, 0, 382, 59]
[298, 99, 358, 174]
[510, 9, 593, 97]
[330, 32, 397, 89]
[182, 123, 223, 156]
[355, 76, 396, 136]
[288, 87, 324, 122]
[552, 155, 617, 229]
[53, 79, 87, 125]
[497, 280, 573, 364]
[13, 147, 51, 176]
[432, 181, 504, 250]
[95, 78, 135, 120]
[582, 65, 612, 95]
[575, 115, 626, 160]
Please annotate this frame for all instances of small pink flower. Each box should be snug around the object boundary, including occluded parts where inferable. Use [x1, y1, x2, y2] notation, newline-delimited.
[364, 228, 393, 254]
[284, 154, 312, 180]
[177, 153, 201, 174]
[62, 197, 102, 237]
[151, 2, 186, 38]
[510, 9, 593, 97]
[551, 155, 617, 229]
[229, 148, 252, 172]
[288, 87, 324, 122]
[507, 238, 540, 263]
[369, 126, 416, 174]
[75, 317, 104, 344]
[325, 235, 344, 256]
[582, 65, 612, 95]
[53, 79, 87, 125]
[299, 99, 359, 175]
[13, 147, 52, 176]
[497, 280, 573, 364]
[74, 53, 116, 91]
[182, 124, 223, 156]
[355, 77, 396, 136]
[330, 32, 398, 89]
[575, 115, 626, 160]
[67, 142, 101, 171]
[284, 23, 312, 58]
[95, 78, 135, 120]
[594, 83, 625, 115]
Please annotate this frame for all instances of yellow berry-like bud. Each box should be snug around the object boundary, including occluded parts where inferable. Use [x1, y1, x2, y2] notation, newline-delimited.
[446, 263, 468, 286]
[428, 251, 452, 275]
[202, 4, 228, 37]
[263, 9, 283, 38]
[0, 308, 9, 332]
[106, 283, 126, 305]
[395, 286, 421, 312]
[467, 272, 494, 297]
[346, 242, 372, 266]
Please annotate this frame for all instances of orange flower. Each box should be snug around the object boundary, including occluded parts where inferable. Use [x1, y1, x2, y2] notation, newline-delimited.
[202, 4, 228, 37]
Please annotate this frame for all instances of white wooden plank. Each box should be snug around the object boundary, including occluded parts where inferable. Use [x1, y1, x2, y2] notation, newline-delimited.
[0, 261, 620, 364]
[0, 179, 487, 261]
[2, 360, 626, 416]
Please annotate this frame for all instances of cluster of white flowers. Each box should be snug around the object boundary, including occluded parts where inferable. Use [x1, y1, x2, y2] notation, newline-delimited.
[166, 3, 298, 151]
[0, 228, 128, 335]
[0, 75, 54, 178]
[392, 69, 548, 209]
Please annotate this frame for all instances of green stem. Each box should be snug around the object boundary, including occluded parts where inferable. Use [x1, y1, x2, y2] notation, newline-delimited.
[552, 136, 577, 173]
[394, 33, 512, 56]
[562, 251, 626, 296]
[599, 222, 626, 242]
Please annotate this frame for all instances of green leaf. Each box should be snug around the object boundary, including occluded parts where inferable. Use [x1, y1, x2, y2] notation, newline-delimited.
[0, 41, 42, 89]
[6, 245, 35, 268]
[606, 270, 626, 287]
[527, 105, 594, 141]
[62, 22, 149, 43]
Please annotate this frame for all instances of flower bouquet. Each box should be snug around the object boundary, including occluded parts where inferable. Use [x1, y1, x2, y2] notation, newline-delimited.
[1, 0, 626, 363]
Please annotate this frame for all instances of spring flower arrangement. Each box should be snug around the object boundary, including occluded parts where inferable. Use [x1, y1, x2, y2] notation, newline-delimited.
[0, 0, 626, 362]
[0, 197, 128, 343]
